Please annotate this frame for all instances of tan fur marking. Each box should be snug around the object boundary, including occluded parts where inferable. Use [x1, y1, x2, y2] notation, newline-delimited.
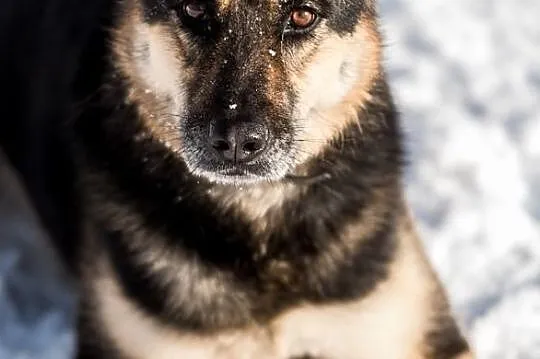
[456, 352, 475, 359]
[88, 210, 455, 359]
[403, 208, 475, 359]
[208, 181, 298, 234]
[217, 0, 234, 12]
[289, 18, 382, 163]
[270, 211, 434, 359]
[266, 63, 290, 109]
[112, 3, 188, 151]
[92, 274, 275, 359]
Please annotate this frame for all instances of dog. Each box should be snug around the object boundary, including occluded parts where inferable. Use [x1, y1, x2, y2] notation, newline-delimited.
[0, 0, 473, 358]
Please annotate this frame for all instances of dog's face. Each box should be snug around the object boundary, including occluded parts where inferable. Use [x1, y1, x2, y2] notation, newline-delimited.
[114, 0, 380, 185]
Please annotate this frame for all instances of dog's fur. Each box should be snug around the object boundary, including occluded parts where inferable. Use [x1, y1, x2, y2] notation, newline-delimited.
[0, 0, 472, 358]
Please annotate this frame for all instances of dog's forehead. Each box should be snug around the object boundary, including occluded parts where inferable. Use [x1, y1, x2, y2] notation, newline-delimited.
[213, 0, 372, 12]
[210, 0, 370, 35]
[214, 0, 289, 16]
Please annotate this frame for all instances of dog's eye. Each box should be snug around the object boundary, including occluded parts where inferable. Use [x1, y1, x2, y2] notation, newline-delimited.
[287, 7, 319, 33]
[182, 1, 207, 20]
[291, 8, 316, 28]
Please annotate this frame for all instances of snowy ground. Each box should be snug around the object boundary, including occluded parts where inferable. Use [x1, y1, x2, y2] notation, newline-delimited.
[381, 0, 540, 356]
[1, 0, 539, 358]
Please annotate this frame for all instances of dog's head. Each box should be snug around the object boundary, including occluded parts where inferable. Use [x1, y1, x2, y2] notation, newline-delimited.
[113, 0, 381, 185]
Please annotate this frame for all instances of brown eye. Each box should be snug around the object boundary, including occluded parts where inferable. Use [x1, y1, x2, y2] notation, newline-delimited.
[183, 1, 207, 19]
[290, 8, 317, 29]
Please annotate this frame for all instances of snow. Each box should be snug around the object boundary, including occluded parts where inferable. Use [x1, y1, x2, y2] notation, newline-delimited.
[1, 0, 539, 358]
[381, 0, 540, 356]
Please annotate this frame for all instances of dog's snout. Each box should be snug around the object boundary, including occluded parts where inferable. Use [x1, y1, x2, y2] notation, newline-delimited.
[209, 121, 268, 163]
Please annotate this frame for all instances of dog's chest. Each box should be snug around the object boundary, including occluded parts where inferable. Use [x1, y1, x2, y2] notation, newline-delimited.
[91, 253, 429, 359]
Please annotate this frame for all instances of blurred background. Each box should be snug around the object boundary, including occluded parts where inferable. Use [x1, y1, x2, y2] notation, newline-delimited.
[1, 0, 539, 358]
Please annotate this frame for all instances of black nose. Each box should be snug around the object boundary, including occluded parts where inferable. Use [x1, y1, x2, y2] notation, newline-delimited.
[209, 121, 268, 163]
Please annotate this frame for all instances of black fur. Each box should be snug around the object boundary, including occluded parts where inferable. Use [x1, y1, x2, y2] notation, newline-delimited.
[428, 318, 471, 359]
[327, 0, 370, 35]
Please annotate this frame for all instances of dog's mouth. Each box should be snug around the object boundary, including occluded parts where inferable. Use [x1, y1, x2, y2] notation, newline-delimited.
[216, 166, 261, 182]
[190, 161, 332, 187]
[190, 161, 287, 186]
